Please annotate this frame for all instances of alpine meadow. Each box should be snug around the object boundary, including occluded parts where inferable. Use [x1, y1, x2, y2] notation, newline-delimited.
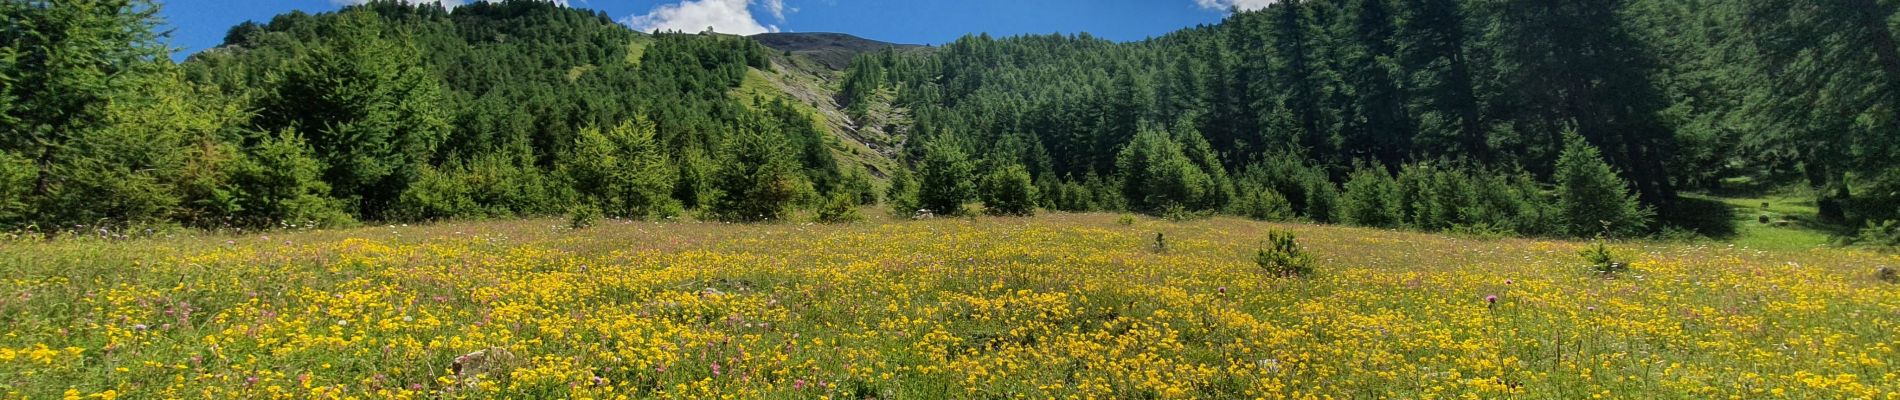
[3, 0, 1899, 398]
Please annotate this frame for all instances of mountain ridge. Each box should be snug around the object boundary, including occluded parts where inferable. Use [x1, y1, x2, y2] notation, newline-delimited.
[750, 32, 925, 70]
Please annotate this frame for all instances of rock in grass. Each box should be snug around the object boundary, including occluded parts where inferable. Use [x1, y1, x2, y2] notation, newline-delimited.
[452, 347, 519, 387]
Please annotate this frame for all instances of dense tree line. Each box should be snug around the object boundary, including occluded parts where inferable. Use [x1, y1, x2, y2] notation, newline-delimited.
[843, 0, 1900, 236]
[6, 0, 1899, 240]
[1, 0, 871, 232]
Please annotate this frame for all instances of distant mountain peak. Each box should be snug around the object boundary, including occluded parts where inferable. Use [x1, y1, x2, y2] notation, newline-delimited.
[750, 32, 922, 70]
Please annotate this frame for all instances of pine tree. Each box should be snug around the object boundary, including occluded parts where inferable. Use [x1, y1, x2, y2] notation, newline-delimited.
[1265, 1, 1336, 157]
[980, 163, 1038, 216]
[1117, 128, 1214, 214]
[1740, 0, 1900, 222]
[0, 151, 35, 226]
[229, 130, 352, 227]
[1478, 0, 1677, 205]
[1338, 0, 1414, 165]
[562, 117, 677, 219]
[916, 141, 977, 216]
[886, 168, 921, 216]
[253, 11, 450, 219]
[1234, 183, 1296, 221]
[1554, 133, 1651, 237]
[1396, 0, 1483, 158]
[706, 125, 801, 222]
[1339, 163, 1403, 228]
[0, 0, 166, 158]
[0, 0, 180, 229]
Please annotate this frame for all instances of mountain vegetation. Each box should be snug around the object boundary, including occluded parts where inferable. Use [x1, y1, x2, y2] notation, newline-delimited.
[3, 0, 871, 231]
[841, 0, 1900, 238]
[4, 0, 1898, 242]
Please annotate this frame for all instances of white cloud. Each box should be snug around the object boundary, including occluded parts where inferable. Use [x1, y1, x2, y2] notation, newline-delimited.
[624, 0, 788, 35]
[1195, 0, 1277, 12]
[762, 0, 788, 21]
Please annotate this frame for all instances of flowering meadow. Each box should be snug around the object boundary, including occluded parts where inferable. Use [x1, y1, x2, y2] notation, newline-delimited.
[2, 214, 1897, 399]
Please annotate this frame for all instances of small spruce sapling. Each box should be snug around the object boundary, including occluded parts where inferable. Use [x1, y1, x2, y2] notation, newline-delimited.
[1256, 231, 1314, 277]
[815, 193, 864, 224]
[569, 204, 602, 230]
[1580, 241, 1628, 275]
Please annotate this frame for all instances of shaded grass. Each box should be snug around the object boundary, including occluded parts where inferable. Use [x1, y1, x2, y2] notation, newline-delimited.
[1674, 193, 1850, 251]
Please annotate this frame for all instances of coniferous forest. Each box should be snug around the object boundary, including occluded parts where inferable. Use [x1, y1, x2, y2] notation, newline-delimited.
[4, 0, 1899, 243]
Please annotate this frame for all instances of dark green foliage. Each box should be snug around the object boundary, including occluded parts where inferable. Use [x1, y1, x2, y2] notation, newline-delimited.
[1477, 0, 1679, 204]
[1116, 128, 1217, 215]
[395, 153, 566, 221]
[1398, 0, 1483, 158]
[162, 2, 789, 227]
[814, 193, 865, 224]
[1236, 154, 1338, 223]
[836, 0, 1896, 236]
[227, 131, 353, 228]
[1851, 220, 1900, 249]
[0, 0, 240, 230]
[916, 142, 977, 216]
[1555, 133, 1653, 238]
[980, 164, 1038, 216]
[1234, 184, 1295, 222]
[675, 152, 716, 210]
[1579, 242, 1628, 275]
[706, 126, 801, 222]
[840, 167, 879, 206]
[1735, 0, 1900, 223]
[1170, 121, 1236, 209]
[1339, 164, 1403, 228]
[764, 100, 845, 200]
[396, 165, 479, 221]
[0, 152, 33, 225]
[1256, 231, 1315, 277]
[559, 118, 678, 220]
[1047, 179, 1098, 212]
[0, 0, 166, 158]
[249, 11, 451, 219]
[7, 0, 1900, 242]
[568, 203, 601, 230]
[886, 168, 921, 217]
[1392, 162, 1558, 236]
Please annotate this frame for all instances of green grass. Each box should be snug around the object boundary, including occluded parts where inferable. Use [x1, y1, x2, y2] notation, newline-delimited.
[626, 36, 650, 66]
[1679, 193, 1844, 251]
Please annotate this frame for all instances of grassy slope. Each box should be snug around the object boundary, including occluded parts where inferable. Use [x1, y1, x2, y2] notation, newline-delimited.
[730, 56, 900, 179]
[2, 214, 1896, 398]
[1672, 192, 1846, 252]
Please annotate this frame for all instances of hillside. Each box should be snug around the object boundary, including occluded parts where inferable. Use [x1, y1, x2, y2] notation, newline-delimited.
[2, 1, 897, 229]
[4, 214, 1895, 397]
[729, 43, 909, 179]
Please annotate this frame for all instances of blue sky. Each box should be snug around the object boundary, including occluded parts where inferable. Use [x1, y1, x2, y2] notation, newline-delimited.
[158, 0, 1265, 60]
